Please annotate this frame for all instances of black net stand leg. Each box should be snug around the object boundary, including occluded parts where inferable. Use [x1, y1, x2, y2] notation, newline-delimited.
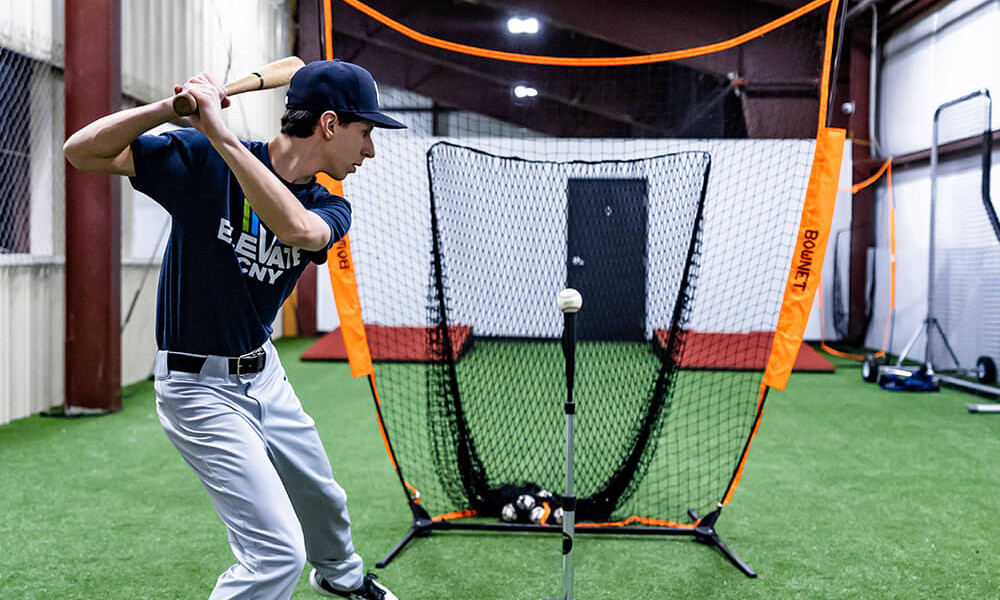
[688, 507, 757, 578]
[377, 502, 435, 568]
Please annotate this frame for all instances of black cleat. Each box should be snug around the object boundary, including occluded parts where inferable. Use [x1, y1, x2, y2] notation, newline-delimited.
[309, 569, 399, 600]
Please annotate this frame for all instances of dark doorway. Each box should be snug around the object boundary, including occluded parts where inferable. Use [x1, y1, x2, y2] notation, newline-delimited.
[566, 178, 648, 341]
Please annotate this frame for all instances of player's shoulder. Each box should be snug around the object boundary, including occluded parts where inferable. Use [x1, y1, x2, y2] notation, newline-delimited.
[150, 126, 210, 146]
[302, 183, 351, 211]
[131, 127, 216, 177]
[137, 126, 213, 158]
[243, 138, 267, 153]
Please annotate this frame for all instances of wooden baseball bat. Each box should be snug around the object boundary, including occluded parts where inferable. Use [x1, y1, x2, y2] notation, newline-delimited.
[171, 56, 306, 117]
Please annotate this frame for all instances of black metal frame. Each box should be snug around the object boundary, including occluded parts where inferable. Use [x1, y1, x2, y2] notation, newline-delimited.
[376, 501, 756, 578]
[372, 144, 755, 578]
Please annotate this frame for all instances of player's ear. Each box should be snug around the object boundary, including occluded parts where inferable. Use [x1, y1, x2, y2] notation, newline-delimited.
[318, 111, 338, 139]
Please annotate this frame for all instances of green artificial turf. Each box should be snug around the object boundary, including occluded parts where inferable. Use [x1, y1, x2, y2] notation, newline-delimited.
[1, 338, 998, 599]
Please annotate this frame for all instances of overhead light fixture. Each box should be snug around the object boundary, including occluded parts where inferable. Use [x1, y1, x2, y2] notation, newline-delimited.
[507, 17, 539, 34]
[513, 85, 538, 98]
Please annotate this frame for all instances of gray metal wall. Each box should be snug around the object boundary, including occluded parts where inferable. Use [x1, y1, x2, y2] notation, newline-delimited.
[0, 0, 294, 424]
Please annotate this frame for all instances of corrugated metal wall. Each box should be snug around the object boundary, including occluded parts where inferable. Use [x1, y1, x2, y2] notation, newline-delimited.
[123, 0, 293, 139]
[0, 259, 63, 424]
[0, 0, 294, 425]
[0, 0, 61, 64]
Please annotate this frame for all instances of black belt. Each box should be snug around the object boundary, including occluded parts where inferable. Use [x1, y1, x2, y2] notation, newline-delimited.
[166, 349, 267, 375]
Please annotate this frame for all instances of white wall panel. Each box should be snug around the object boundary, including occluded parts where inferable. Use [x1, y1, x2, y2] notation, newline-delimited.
[0, 259, 64, 425]
[29, 71, 64, 257]
[122, 0, 293, 140]
[881, 0, 1000, 155]
[0, 259, 208, 426]
[874, 0, 1000, 362]
[865, 166, 932, 357]
[121, 261, 160, 385]
[865, 150, 1000, 362]
[320, 134, 851, 341]
[0, 0, 61, 64]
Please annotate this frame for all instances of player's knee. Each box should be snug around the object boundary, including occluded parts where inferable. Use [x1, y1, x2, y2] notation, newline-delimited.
[271, 533, 307, 578]
[328, 482, 348, 506]
[306, 480, 349, 512]
[288, 538, 308, 573]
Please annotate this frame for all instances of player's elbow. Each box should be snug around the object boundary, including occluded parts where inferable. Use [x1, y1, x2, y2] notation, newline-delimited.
[63, 135, 115, 173]
[63, 132, 134, 176]
[275, 220, 331, 253]
[62, 136, 88, 170]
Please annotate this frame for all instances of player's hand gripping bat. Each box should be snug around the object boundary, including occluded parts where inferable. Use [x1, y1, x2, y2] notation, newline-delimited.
[171, 56, 306, 117]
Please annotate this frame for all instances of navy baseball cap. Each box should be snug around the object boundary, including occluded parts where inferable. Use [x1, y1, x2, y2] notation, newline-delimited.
[285, 60, 406, 129]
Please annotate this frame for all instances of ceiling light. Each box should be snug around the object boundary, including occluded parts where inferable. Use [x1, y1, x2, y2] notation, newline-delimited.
[507, 17, 539, 35]
[513, 85, 538, 98]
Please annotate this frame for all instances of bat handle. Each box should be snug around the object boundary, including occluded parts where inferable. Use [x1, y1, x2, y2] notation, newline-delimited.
[172, 92, 198, 117]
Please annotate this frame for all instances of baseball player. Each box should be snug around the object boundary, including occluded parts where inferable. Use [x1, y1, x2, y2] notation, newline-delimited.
[64, 60, 404, 600]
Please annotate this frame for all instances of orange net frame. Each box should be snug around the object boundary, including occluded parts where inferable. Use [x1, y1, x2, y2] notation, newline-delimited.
[819, 158, 896, 361]
[322, 0, 845, 532]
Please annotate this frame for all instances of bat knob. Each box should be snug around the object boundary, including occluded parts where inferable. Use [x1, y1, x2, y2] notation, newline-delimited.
[172, 93, 198, 117]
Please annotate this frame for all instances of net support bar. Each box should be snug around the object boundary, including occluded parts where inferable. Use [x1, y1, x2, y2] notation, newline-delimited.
[375, 515, 756, 578]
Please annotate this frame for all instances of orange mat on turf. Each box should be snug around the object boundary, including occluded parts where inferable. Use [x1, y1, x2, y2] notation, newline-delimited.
[301, 324, 474, 362]
[303, 327, 832, 372]
[656, 330, 834, 372]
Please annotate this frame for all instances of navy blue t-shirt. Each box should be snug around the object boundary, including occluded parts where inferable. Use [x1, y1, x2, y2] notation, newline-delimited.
[129, 128, 350, 356]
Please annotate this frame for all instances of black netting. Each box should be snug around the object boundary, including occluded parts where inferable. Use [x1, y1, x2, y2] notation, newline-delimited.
[420, 143, 709, 520]
[331, 1, 830, 525]
[831, 228, 850, 339]
[360, 130, 816, 523]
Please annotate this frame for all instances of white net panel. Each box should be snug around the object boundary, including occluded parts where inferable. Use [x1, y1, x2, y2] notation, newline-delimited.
[929, 91, 999, 371]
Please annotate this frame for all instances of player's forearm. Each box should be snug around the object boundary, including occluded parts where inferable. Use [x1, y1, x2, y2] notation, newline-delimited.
[64, 99, 176, 173]
[209, 133, 330, 251]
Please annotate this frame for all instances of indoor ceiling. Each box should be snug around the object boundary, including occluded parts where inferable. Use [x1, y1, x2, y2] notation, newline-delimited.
[316, 0, 837, 138]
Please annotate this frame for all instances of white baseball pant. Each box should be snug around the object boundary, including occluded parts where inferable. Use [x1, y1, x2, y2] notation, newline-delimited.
[153, 339, 364, 599]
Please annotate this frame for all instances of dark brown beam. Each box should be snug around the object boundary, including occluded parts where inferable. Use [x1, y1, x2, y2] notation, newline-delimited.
[295, 0, 326, 63]
[828, 12, 877, 346]
[64, 0, 122, 413]
[336, 40, 623, 136]
[890, 129, 1000, 171]
[294, 264, 318, 337]
[288, 0, 326, 337]
[881, 0, 954, 35]
[847, 23, 876, 345]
